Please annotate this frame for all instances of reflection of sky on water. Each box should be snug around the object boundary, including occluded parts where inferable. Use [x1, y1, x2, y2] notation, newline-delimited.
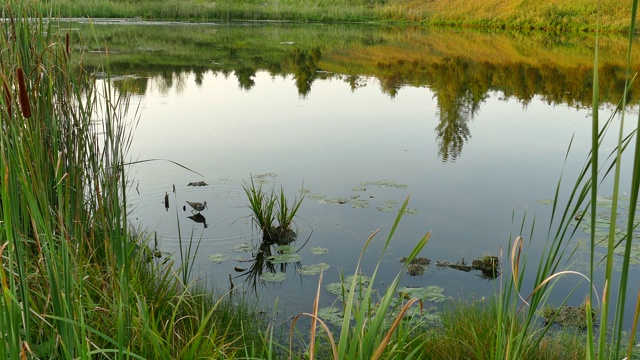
[125, 71, 638, 326]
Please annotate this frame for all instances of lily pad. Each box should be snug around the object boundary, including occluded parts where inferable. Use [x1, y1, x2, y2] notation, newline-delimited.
[309, 194, 327, 201]
[361, 180, 408, 189]
[536, 199, 554, 205]
[324, 197, 350, 204]
[352, 186, 367, 192]
[310, 247, 329, 255]
[267, 253, 302, 264]
[231, 243, 255, 253]
[297, 263, 330, 276]
[275, 244, 297, 254]
[352, 199, 370, 209]
[377, 199, 400, 212]
[326, 274, 371, 296]
[207, 253, 229, 264]
[317, 307, 345, 326]
[397, 286, 446, 303]
[260, 272, 287, 282]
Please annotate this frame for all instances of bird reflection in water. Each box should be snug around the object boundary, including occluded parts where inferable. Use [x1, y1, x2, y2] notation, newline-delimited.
[187, 213, 208, 228]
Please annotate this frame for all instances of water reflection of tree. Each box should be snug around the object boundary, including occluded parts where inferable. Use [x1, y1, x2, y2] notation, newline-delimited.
[235, 66, 256, 90]
[430, 57, 488, 162]
[287, 47, 322, 97]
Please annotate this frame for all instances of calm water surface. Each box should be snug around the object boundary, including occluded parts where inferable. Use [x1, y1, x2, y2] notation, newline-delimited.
[78, 20, 640, 327]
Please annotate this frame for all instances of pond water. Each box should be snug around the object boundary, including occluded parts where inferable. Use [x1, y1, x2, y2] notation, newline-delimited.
[72, 20, 640, 328]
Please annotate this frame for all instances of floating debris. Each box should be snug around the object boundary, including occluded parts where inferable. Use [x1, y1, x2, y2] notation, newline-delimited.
[187, 181, 208, 186]
[400, 257, 431, 265]
[407, 264, 425, 276]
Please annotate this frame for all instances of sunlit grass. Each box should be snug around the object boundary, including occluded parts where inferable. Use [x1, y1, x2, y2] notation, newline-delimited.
[42, 0, 633, 32]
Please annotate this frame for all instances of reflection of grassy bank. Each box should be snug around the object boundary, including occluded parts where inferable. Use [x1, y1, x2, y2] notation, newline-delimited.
[73, 22, 640, 107]
[45, 0, 633, 33]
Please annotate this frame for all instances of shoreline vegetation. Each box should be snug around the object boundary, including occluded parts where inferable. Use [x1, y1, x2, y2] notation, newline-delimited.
[2, 1, 640, 359]
[43, 0, 635, 33]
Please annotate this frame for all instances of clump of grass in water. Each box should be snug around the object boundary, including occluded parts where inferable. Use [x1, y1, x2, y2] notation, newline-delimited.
[243, 176, 304, 244]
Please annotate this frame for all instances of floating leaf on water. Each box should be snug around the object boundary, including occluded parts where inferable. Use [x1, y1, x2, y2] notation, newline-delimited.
[352, 186, 367, 192]
[377, 199, 400, 212]
[231, 243, 255, 252]
[253, 172, 278, 179]
[267, 253, 302, 264]
[397, 286, 446, 303]
[326, 274, 371, 296]
[297, 263, 330, 275]
[536, 199, 554, 205]
[317, 307, 344, 326]
[309, 194, 327, 201]
[352, 199, 370, 209]
[207, 253, 229, 264]
[310, 247, 329, 255]
[233, 255, 248, 262]
[325, 197, 350, 204]
[260, 272, 286, 282]
[403, 208, 419, 215]
[361, 180, 408, 189]
[275, 244, 297, 254]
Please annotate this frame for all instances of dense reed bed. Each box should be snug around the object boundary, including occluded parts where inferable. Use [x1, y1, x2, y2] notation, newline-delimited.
[0, 3, 260, 358]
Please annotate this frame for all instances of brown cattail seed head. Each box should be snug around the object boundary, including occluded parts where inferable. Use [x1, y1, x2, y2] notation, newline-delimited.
[16, 68, 31, 119]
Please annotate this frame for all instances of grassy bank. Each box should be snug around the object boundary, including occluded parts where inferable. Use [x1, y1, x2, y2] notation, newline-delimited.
[0, 3, 262, 358]
[43, 0, 635, 33]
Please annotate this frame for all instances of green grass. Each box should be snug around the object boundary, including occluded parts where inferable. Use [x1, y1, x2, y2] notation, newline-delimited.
[42, 0, 635, 33]
[0, 2, 262, 358]
[243, 175, 304, 243]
